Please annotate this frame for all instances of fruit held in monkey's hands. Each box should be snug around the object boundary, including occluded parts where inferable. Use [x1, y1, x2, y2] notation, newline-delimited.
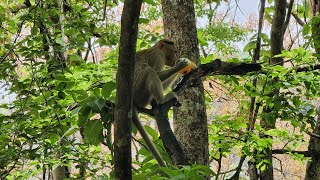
[177, 58, 197, 75]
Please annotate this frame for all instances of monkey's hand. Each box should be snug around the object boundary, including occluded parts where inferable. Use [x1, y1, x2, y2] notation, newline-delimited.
[177, 58, 197, 75]
[175, 58, 189, 69]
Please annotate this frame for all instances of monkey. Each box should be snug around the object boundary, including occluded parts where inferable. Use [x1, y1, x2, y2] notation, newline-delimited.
[132, 39, 188, 167]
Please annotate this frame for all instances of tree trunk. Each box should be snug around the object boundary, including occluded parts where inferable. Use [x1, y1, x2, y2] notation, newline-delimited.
[305, 1, 320, 179]
[260, 0, 286, 179]
[53, 166, 70, 180]
[162, 0, 209, 165]
[114, 0, 142, 179]
[43, 0, 69, 178]
[305, 115, 320, 180]
[247, 1, 265, 179]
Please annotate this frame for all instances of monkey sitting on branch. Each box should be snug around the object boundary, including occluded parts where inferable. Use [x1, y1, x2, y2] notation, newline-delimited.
[132, 39, 190, 167]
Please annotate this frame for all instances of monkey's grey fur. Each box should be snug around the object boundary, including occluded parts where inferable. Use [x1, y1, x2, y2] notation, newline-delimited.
[132, 39, 188, 166]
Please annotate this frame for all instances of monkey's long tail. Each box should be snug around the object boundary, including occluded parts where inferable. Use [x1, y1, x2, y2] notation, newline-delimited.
[132, 109, 166, 167]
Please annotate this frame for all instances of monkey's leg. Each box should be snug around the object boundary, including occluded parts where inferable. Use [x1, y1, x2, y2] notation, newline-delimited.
[132, 108, 166, 167]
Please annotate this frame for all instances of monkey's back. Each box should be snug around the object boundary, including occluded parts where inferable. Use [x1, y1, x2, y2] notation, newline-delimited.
[134, 47, 165, 85]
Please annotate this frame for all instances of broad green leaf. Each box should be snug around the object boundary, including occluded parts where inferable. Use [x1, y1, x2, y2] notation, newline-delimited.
[139, 18, 150, 24]
[144, 125, 158, 140]
[78, 105, 92, 126]
[102, 81, 116, 98]
[61, 126, 79, 138]
[69, 54, 82, 62]
[159, 167, 179, 177]
[84, 120, 103, 146]
[87, 97, 105, 112]
[243, 41, 256, 52]
[192, 165, 216, 176]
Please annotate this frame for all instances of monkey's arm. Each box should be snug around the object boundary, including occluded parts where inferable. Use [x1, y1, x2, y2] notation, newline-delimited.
[162, 73, 180, 90]
[157, 66, 182, 81]
[157, 59, 188, 81]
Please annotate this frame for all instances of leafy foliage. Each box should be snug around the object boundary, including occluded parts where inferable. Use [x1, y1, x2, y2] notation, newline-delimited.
[1, 0, 320, 179]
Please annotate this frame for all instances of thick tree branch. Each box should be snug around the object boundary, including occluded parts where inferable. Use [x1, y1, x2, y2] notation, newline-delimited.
[174, 59, 262, 94]
[152, 100, 188, 164]
[296, 64, 320, 72]
[272, 149, 312, 157]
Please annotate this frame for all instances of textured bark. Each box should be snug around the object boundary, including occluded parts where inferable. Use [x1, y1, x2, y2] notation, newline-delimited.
[309, 0, 320, 18]
[260, 1, 286, 179]
[153, 102, 187, 165]
[269, 1, 286, 65]
[114, 0, 142, 179]
[305, 1, 320, 179]
[310, 0, 320, 54]
[162, 0, 209, 165]
[247, 0, 265, 179]
[53, 166, 70, 180]
[305, 116, 320, 180]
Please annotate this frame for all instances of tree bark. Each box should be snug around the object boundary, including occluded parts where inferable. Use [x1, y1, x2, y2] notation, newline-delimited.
[114, 0, 142, 179]
[305, 115, 320, 180]
[260, 1, 286, 179]
[162, 0, 209, 165]
[247, 0, 265, 179]
[305, 1, 320, 179]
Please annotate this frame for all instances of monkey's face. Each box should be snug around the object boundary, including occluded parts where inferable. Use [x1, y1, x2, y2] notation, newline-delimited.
[163, 44, 179, 67]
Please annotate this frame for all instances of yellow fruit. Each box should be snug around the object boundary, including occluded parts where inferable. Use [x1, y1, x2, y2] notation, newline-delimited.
[179, 59, 197, 74]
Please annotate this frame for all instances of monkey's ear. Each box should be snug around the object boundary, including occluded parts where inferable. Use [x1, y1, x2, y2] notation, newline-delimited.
[157, 41, 165, 49]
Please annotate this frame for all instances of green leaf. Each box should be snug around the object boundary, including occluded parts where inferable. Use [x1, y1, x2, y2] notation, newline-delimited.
[84, 120, 103, 146]
[139, 18, 150, 24]
[192, 165, 216, 176]
[61, 126, 79, 138]
[159, 167, 179, 177]
[58, 91, 66, 99]
[144, 125, 158, 140]
[78, 105, 92, 126]
[69, 54, 82, 62]
[203, 54, 214, 64]
[102, 81, 116, 99]
[143, 0, 157, 6]
[87, 98, 105, 112]
[243, 41, 256, 52]
[292, 96, 301, 107]
[302, 23, 311, 36]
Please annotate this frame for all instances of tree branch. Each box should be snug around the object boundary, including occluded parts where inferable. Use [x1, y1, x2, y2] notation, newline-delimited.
[283, 0, 294, 35]
[272, 149, 312, 157]
[174, 59, 262, 94]
[10, 0, 31, 13]
[291, 13, 305, 26]
[307, 131, 320, 139]
[227, 156, 246, 180]
[296, 64, 320, 72]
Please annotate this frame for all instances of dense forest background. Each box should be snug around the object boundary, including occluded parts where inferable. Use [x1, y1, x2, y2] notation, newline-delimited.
[1, 0, 320, 179]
